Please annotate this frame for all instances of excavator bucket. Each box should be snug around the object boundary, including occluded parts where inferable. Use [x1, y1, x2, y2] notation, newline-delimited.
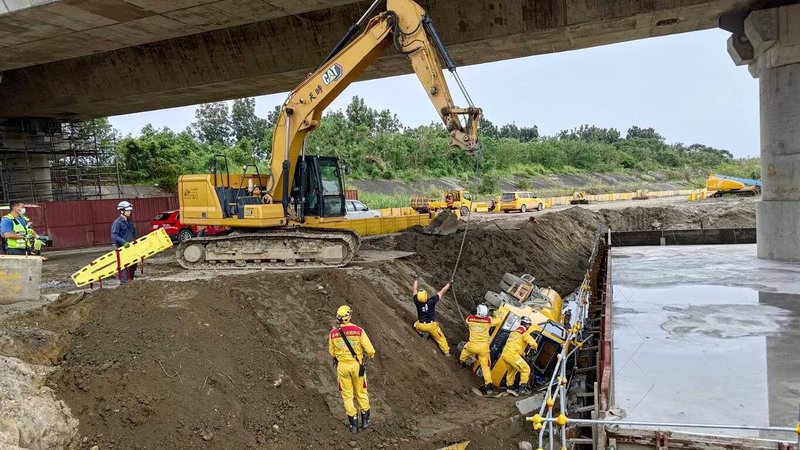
[423, 210, 459, 236]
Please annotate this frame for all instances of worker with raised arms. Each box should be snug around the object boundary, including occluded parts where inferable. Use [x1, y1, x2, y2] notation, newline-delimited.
[411, 274, 452, 356]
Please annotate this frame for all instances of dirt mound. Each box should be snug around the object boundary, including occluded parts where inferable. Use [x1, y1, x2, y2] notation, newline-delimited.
[367, 207, 601, 340]
[14, 270, 521, 449]
[0, 356, 78, 449]
[598, 200, 756, 231]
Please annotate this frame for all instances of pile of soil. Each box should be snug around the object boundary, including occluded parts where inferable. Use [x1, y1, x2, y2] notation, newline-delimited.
[366, 207, 603, 342]
[598, 200, 756, 231]
[11, 270, 527, 449]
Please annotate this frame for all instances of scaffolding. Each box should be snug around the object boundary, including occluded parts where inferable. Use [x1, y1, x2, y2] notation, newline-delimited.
[0, 118, 122, 204]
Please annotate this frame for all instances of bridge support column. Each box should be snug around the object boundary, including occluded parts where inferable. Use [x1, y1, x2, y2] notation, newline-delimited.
[728, 4, 800, 261]
[0, 119, 58, 203]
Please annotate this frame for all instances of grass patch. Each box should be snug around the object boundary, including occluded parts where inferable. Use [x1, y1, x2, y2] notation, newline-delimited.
[357, 191, 411, 209]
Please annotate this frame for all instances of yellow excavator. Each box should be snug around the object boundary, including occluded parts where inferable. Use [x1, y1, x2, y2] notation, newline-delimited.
[176, 0, 482, 270]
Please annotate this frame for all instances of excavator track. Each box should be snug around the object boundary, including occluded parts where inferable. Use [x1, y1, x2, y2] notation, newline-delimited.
[176, 228, 360, 270]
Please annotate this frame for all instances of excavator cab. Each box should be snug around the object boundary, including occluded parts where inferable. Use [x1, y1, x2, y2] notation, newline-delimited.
[291, 155, 347, 219]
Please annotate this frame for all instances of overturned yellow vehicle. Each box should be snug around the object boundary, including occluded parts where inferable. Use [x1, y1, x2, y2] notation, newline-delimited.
[466, 273, 573, 388]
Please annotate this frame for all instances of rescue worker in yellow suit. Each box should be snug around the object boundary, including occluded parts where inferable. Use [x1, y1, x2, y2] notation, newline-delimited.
[459, 304, 503, 395]
[411, 274, 451, 356]
[328, 305, 376, 433]
[500, 316, 538, 395]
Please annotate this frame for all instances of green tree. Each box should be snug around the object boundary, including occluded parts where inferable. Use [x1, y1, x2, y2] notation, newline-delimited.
[231, 97, 268, 144]
[518, 125, 539, 142]
[559, 125, 621, 144]
[626, 126, 664, 142]
[345, 96, 377, 130]
[192, 101, 231, 145]
[479, 117, 499, 139]
[265, 105, 282, 129]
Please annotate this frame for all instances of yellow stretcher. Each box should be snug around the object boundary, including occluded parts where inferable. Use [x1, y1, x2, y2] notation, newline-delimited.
[71, 228, 173, 287]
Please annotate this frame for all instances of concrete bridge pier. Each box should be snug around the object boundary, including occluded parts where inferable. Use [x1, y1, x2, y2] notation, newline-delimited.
[728, 3, 800, 261]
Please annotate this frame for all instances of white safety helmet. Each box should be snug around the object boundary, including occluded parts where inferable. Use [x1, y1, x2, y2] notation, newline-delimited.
[117, 200, 133, 212]
[476, 304, 489, 317]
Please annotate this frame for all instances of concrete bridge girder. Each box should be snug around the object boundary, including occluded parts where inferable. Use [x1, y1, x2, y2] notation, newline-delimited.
[0, 0, 753, 119]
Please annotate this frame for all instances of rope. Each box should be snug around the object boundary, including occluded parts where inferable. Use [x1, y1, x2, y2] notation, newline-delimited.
[447, 197, 473, 321]
[446, 151, 485, 320]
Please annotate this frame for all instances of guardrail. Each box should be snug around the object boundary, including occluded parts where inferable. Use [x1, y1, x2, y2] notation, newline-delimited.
[543, 189, 695, 208]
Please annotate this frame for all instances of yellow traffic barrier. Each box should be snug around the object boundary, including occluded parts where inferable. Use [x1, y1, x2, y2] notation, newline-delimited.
[71, 228, 173, 287]
[437, 441, 470, 450]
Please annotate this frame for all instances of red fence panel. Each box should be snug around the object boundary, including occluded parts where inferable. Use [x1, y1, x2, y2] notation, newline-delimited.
[25, 197, 179, 250]
[345, 190, 358, 200]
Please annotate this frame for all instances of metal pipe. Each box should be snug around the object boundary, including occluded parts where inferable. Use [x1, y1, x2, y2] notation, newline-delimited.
[559, 338, 568, 447]
[536, 417, 798, 434]
[452, 71, 475, 108]
[281, 113, 291, 215]
[357, 0, 382, 26]
[297, 138, 307, 221]
[321, 0, 381, 65]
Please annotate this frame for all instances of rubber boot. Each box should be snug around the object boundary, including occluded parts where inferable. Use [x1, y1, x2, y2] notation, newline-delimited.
[360, 409, 370, 429]
[348, 415, 358, 433]
[482, 383, 495, 396]
[518, 384, 530, 395]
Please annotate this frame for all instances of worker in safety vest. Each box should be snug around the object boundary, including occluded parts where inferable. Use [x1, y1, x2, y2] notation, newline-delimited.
[1, 201, 30, 255]
[499, 316, 538, 395]
[411, 274, 452, 356]
[459, 304, 503, 395]
[111, 200, 138, 283]
[328, 305, 376, 433]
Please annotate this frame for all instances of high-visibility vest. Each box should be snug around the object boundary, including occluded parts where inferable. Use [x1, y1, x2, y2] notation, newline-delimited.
[2, 214, 27, 249]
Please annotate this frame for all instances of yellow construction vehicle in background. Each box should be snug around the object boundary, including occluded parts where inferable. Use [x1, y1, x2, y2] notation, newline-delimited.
[177, 0, 482, 269]
[569, 191, 589, 205]
[706, 174, 761, 197]
[411, 190, 489, 215]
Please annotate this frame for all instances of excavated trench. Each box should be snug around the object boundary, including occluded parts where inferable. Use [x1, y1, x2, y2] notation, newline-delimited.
[0, 202, 756, 449]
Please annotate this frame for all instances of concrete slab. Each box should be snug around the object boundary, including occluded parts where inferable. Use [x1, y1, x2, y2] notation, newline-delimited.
[515, 392, 545, 415]
[612, 244, 800, 439]
[0, 255, 43, 303]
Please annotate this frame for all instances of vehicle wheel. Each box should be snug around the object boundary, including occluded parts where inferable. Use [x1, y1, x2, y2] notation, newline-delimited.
[460, 206, 469, 216]
[520, 204, 527, 213]
[502, 210, 509, 214]
[537, 203, 543, 211]
[177, 229, 194, 242]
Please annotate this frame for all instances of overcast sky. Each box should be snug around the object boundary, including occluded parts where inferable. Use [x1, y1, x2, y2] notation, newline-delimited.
[109, 28, 759, 158]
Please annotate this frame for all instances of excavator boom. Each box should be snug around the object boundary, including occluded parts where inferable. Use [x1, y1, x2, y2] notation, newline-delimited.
[176, 0, 482, 270]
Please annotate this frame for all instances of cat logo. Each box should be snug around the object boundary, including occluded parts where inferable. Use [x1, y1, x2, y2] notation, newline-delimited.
[322, 63, 344, 85]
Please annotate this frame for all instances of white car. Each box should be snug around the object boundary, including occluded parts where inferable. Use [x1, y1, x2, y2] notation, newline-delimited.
[345, 200, 380, 219]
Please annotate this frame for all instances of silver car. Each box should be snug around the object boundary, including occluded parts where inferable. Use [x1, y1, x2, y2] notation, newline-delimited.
[345, 200, 381, 219]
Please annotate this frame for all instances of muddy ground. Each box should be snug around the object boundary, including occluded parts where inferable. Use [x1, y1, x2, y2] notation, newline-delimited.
[0, 198, 756, 449]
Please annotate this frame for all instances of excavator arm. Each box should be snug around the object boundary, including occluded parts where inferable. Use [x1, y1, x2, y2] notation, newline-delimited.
[269, 0, 482, 206]
[176, 0, 481, 270]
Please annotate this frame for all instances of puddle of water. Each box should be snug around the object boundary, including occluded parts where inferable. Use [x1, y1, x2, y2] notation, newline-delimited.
[612, 244, 800, 438]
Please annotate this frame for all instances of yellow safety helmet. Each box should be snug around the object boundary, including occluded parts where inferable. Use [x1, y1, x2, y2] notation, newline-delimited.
[416, 289, 429, 303]
[336, 305, 352, 323]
